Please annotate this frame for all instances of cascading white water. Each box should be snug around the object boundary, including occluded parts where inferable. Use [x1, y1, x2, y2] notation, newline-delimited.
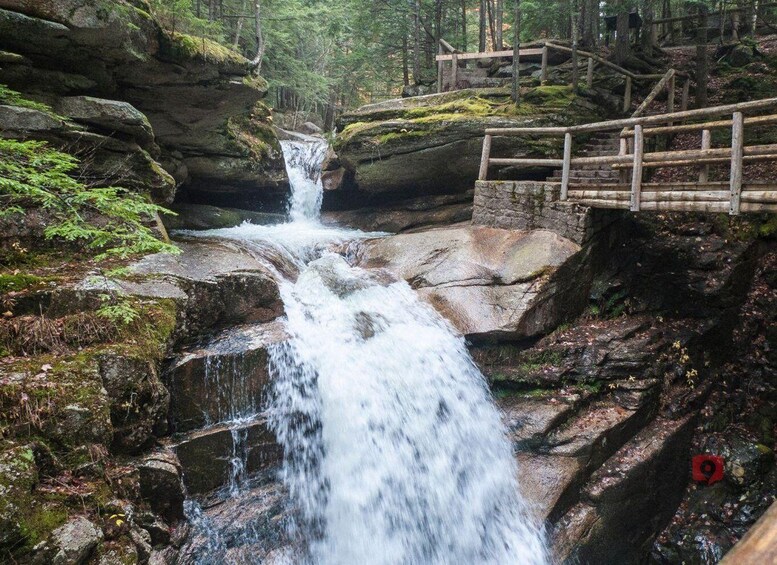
[181, 135, 547, 564]
[268, 254, 548, 564]
[280, 138, 329, 222]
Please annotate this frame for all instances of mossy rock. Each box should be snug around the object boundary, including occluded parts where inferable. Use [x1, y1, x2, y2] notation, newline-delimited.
[0, 273, 53, 294]
[332, 86, 604, 196]
[0, 444, 39, 550]
[0, 354, 113, 450]
[161, 32, 247, 71]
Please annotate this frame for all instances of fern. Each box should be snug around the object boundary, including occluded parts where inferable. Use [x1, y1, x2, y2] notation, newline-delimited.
[0, 138, 179, 260]
[0, 84, 59, 115]
[96, 294, 140, 326]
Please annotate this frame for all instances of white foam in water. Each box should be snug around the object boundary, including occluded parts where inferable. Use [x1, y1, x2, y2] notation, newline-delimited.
[182, 136, 548, 564]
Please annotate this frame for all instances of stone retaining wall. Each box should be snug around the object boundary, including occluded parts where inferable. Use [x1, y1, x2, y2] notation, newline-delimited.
[472, 180, 617, 245]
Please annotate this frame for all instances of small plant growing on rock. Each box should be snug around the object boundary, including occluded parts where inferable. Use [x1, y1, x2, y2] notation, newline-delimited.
[97, 294, 140, 326]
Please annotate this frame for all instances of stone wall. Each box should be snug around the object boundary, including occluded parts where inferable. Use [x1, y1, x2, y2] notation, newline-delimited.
[472, 180, 617, 245]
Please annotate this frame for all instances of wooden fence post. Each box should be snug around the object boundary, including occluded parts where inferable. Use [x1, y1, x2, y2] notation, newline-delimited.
[681, 78, 690, 111]
[699, 128, 711, 182]
[541, 45, 548, 85]
[630, 124, 644, 211]
[586, 58, 594, 88]
[437, 44, 444, 93]
[478, 134, 492, 181]
[623, 76, 632, 112]
[667, 74, 676, 114]
[729, 111, 744, 215]
[451, 53, 459, 90]
[561, 132, 573, 200]
[619, 137, 629, 184]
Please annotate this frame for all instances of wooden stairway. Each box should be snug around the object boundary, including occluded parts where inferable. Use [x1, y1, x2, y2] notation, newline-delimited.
[547, 132, 622, 185]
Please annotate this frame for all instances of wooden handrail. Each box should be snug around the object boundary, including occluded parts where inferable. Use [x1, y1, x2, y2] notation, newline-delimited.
[630, 69, 675, 119]
[477, 97, 777, 215]
[621, 114, 777, 137]
[484, 98, 777, 136]
[438, 38, 459, 54]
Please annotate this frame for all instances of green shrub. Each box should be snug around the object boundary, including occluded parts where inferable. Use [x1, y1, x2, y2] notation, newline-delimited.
[0, 138, 178, 260]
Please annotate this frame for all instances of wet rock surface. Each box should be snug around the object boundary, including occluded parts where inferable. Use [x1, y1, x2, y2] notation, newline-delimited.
[358, 225, 585, 339]
[167, 321, 286, 433]
[178, 480, 292, 564]
[651, 248, 777, 564]
[322, 193, 473, 233]
[171, 417, 281, 495]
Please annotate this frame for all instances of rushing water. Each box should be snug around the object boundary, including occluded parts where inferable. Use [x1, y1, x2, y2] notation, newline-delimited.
[181, 134, 547, 564]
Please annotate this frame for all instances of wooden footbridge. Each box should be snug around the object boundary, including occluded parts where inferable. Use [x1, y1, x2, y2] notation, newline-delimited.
[478, 97, 777, 215]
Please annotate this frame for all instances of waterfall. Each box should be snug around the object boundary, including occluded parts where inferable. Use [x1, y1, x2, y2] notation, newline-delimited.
[280, 138, 328, 222]
[180, 137, 547, 564]
[268, 254, 547, 564]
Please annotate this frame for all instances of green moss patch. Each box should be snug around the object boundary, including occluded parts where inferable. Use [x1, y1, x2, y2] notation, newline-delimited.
[0, 84, 65, 120]
[166, 32, 246, 66]
[0, 354, 112, 449]
[0, 274, 52, 294]
[336, 85, 593, 151]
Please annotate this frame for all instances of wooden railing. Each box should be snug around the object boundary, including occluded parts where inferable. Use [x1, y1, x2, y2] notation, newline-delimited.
[478, 98, 777, 215]
[436, 40, 690, 113]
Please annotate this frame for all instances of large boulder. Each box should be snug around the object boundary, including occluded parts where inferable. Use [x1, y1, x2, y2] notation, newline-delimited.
[322, 193, 473, 233]
[329, 87, 604, 204]
[357, 226, 585, 340]
[0, 102, 176, 202]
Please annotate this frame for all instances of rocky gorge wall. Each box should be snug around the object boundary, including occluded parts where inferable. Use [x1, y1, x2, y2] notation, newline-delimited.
[0, 0, 288, 209]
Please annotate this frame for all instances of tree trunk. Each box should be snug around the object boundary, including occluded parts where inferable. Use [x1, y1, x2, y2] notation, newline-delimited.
[571, 1, 580, 88]
[233, 0, 248, 50]
[249, 0, 265, 73]
[196, 0, 201, 18]
[479, 0, 487, 51]
[435, 0, 443, 61]
[461, 0, 468, 50]
[512, 0, 521, 102]
[413, 0, 422, 83]
[487, 0, 497, 50]
[642, 0, 656, 51]
[696, 6, 709, 107]
[403, 30, 410, 86]
[615, 1, 630, 65]
[495, 0, 503, 50]
[581, 0, 596, 47]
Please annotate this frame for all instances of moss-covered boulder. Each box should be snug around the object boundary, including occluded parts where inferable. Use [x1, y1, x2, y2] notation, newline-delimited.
[0, 355, 113, 451]
[329, 87, 605, 203]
